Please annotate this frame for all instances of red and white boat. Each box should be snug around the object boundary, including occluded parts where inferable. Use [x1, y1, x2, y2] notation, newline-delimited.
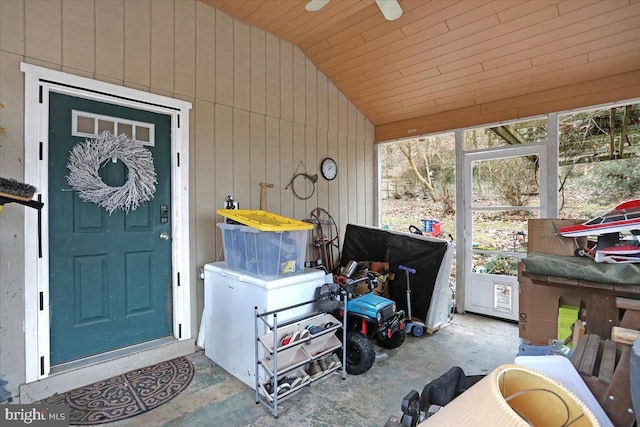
[559, 199, 640, 263]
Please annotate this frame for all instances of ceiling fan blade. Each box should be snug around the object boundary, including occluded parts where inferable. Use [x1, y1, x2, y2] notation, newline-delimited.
[305, 0, 331, 12]
[375, 0, 403, 21]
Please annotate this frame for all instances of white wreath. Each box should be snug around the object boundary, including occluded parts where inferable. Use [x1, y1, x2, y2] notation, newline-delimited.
[66, 131, 157, 214]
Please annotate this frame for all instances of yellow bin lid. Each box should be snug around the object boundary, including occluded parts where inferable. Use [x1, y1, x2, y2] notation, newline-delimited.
[217, 209, 313, 231]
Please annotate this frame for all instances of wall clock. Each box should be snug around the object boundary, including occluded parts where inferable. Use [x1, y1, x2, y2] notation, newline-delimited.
[320, 157, 338, 180]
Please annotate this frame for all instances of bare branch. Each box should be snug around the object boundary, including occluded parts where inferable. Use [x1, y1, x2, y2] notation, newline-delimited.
[399, 141, 439, 202]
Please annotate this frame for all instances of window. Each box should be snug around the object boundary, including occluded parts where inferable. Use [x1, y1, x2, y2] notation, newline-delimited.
[72, 110, 155, 146]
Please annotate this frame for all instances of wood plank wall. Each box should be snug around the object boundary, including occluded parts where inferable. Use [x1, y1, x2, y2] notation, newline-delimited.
[0, 0, 375, 394]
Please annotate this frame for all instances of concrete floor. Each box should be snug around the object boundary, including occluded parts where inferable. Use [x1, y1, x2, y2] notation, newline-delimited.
[104, 313, 520, 427]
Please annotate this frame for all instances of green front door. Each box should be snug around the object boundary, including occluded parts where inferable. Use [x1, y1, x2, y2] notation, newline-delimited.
[48, 92, 173, 365]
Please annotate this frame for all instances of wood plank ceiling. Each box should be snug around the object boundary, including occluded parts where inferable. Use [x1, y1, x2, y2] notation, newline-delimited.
[199, 0, 640, 141]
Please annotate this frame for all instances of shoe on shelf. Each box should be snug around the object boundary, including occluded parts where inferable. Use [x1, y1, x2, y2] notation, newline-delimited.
[280, 376, 295, 388]
[299, 329, 310, 340]
[305, 360, 321, 377]
[324, 321, 338, 329]
[264, 381, 274, 395]
[317, 356, 329, 371]
[264, 379, 292, 397]
[277, 381, 291, 394]
[290, 376, 303, 388]
[306, 324, 323, 335]
[280, 333, 293, 346]
[328, 353, 342, 370]
[281, 330, 300, 346]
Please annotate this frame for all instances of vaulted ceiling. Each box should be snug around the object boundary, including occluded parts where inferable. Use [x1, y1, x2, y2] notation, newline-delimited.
[199, 0, 640, 141]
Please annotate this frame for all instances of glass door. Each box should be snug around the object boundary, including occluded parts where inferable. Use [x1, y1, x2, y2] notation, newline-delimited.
[460, 119, 551, 321]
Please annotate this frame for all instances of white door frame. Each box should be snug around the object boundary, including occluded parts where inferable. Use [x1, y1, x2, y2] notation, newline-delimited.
[454, 114, 559, 314]
[21, 63, 192, 382]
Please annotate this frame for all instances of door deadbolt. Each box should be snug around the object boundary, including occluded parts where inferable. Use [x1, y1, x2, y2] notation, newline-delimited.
[160, 205, 169, 223]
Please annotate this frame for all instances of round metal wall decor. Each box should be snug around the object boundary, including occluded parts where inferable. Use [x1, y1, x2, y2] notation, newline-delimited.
[66, 131, 157, 214]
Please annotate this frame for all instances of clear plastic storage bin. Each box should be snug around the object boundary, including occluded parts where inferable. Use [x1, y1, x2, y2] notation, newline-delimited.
[217, 210, 311, 277]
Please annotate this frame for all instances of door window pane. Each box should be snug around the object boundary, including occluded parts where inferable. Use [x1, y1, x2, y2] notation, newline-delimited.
[471, 210, 532, 254]
[76, 115, 95, 134]
[97, 119, 114, 134]
[135, 126, 150, 143]
[471, 156, 540, 208]
[118, 123, 133, 138]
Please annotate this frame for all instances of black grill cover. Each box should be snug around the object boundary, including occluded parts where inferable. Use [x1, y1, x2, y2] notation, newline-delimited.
[341, 224, 449, 323]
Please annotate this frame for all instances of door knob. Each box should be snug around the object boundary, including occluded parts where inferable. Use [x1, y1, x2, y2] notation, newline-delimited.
[160, 232, 170, 240]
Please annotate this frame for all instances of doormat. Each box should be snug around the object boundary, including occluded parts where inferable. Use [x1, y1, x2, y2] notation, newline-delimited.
[43, 356, 194, 425]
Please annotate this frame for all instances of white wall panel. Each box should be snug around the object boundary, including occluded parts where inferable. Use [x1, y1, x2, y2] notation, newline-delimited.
[215, 11, 234, 107]
[62, 0, 94, 73]
[328, 81, 338, 132]
[305, 58, 317, 128]
[365, 121, 376, 225]
[348, 100, 357, 141]
[251, 28, 266, 115]
[250, 112, 266, 208]
[265, 116, 282, 212]
[233, 108, 251, 204]
[125, 0, 151, 87]
[25, 0, 61, 65]
[327, 131, 340, 221]
[316, 129, 329, 210]
[233, 21, 250, 111]
[150, 0, 173, 91]
[214, 103, 233, 248]
[265, 34, 280, 119]
[338, 91, 348, 136]
[356, 111, 366, 225]
[0, 0, 25, 55]
[195, 1, 215, 102]
[91, 0, 124, 82]
[194, 100, 216, 267]
[279, 119, 295, 219]
[175, 0, 196, 98]
[317, 72, 328, 131]
[293, 46, 306, 125]
[280, 40, 293, 122]
[347, 135, 358, 225]
[337, 133, 349, 240]
[304, 124, 317, 215]
[292, 122, 306, 219]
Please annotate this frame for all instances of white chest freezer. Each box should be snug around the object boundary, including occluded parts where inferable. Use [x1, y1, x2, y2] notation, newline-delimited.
[203, 262, 325, 389]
